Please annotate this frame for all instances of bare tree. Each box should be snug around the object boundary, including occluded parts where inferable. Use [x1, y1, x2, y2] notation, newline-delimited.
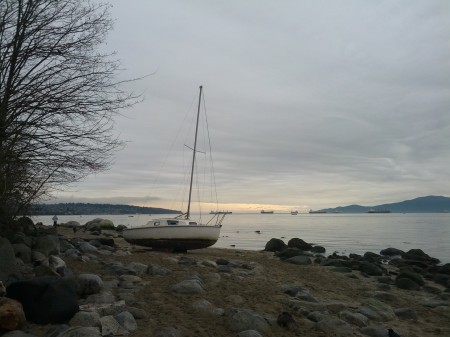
[0, 0, 139, 222]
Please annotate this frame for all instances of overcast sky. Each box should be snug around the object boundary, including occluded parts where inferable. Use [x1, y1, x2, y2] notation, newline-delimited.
[53, 0, 450, 212]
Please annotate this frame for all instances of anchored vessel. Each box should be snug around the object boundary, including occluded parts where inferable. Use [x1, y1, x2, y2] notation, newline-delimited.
[123, 86, 226, 251]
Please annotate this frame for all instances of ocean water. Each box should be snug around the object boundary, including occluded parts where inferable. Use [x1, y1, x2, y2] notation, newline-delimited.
[34, 213, 450, 263]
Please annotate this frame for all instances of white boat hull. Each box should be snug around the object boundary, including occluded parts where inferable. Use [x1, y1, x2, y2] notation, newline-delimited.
[123, 224, 221, 251]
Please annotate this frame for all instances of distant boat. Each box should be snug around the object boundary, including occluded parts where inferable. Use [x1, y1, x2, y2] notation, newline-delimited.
[261, 210, 274, 214]
[367, 209, 391, 213]
[290, 211, 298, 215]
[210, 210, 232, 214]
[309, 209, 326, 214]
[123, 86, 226, 251]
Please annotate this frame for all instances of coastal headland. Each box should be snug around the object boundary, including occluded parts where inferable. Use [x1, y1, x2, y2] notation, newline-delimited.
[0, 219, 449, 337]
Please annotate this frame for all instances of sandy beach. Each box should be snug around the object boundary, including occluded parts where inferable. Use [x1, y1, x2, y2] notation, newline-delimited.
[30, 226, 446, 337]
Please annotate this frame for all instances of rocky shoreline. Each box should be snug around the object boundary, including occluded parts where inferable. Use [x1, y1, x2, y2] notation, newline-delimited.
[0, 217, 449, 337]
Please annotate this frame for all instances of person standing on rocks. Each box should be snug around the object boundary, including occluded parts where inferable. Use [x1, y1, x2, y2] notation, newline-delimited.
[52, 215, 58, 227]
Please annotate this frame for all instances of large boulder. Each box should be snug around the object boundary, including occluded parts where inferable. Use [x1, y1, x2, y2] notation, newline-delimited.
[380, 247, 404, 256]
[287, 238, 312, 251]
[264, 238, 287, 252]
[33, 235, 60, 257]
[226, 308, 270, 333]
[6, 276, 79, 324]
[402, 249, 440, 264]
[12, 243, 31, 263]
[0, 237, 18, 283]
[85, 218, 115, 231]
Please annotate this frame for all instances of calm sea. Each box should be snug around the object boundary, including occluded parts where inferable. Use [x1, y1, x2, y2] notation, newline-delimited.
[34, 213, 450, 263]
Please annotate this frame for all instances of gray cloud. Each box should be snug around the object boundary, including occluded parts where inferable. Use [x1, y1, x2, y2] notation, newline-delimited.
[53, 0, 450, 210]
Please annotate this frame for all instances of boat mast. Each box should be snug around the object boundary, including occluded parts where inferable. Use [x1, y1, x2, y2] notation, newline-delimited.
[186, 85, 202, 219]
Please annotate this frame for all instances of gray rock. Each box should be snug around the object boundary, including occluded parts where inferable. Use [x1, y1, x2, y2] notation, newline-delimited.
[72, 273, 104, 296]
[12, 243, 31, 263]
[49, 255, 66, 271]
[0, 237, 19, 281]
[100, 315, 129, 335]
[372, 291, 399, 302]
[315, 317, 353, 336]
[78, 242, 98, 253]
[394, 307, 417, 320]
[147, 264, 171, 276]
[307, 311, 329, 322]
[85, 290, 116, 304]
[94, 300, 127, 316]
[288, 298, 326, 313]
[192, 299, 213, 311]
[172, 279, 204, 294]
[125, 306, 148, 319]
[115, 311, 137, 331]
[57, 326, 101, 337]
[360, 299, 395, 321]
[127, 262, 148, 275]
[285, 255, 312, 265]
[293, 288, 318, 303]
[69, 311, 101, 327]
[419, 299, 449, 308]
[217, 265, 233, 273]
[178, 256, 198, 265]
[339, 310, 368, 327]
[33, 235, 60, 256]
[237, 330, 264, 337]
[360, 325, 389, 337]
[155, 326, 181, 337]
[226, 308, 269, 333]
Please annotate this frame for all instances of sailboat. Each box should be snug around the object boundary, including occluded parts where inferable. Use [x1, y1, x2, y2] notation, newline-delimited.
[123, 86, 226, 252]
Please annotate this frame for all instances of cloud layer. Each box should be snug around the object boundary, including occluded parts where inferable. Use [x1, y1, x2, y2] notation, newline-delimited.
[53, 0, 450, 211]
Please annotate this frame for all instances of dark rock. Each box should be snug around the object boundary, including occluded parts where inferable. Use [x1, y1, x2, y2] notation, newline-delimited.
[276, 247, 305, 260]
[32, 235, 60, 256]
[264, 238, 287, 252]
[339, 310, 368, 327]
[395, 277, 420, 290]
[380, 248, 405, 256]
[288, 238, 312, 251]
[376, 277, 395, 285]
[0, 237, 19, 283]
[388, 328, 402, 337]
[217, 265, 233, 273]
[396, 270, 424, 286]
[360, 325, 390, 337]
[226, 308, 269, 333]
[311, 245, 326, 253]
[277, 311, 297, 330]
[363, 252, 381, 262]
[6, 276, 79, 324]
[438, 263, 450, 275]
[147, 264, 171, 276]
[434, 273, 450, 288]
[12, 243, 31, 263]
[394, 307, 417, 320]
[16, 217, 36, 236]
[116, 224, 127, 231]
[286, 255, 312, 265]
[402, 249, 440, 264]
[216, 258, 229, 265]
[237, 330, 263, 337]
[178, 256, 197, 265]
[359, 261, 383, 276]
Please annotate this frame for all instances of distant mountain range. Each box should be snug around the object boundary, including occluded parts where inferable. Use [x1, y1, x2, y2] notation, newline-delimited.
[29, 203, 181, 216]
[322, 196, 450, 213]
